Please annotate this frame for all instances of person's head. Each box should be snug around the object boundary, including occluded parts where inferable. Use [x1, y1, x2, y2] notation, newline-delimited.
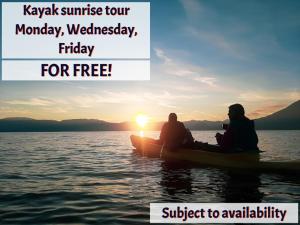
[228, 104, 245, 120]
[168, 113, 177, 123]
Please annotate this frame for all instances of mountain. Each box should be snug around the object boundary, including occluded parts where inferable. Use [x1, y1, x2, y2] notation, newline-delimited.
[183, 101, 300, 130]
[0, 119, 132, 132]
[255, 100, 300, 130]
[183, 120, 221, 130]
[0, 100, 299, 132]
[2, 117, 34, 121]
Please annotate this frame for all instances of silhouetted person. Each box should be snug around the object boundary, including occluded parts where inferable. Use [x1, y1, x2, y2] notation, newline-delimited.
[216, 104, 259, 151]
[159, 113, 187, 150]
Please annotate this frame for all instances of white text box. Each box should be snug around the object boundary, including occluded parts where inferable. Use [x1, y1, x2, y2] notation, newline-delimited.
[150, 203, 298, 223]
[2, 60, 150, 80]
[2, 2, 150, 59]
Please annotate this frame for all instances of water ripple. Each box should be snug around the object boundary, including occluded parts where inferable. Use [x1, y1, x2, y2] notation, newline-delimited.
[0, 131, 299, 224]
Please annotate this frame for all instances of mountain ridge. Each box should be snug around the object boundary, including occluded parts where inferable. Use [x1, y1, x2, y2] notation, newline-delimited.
[0, 100, 299, 132]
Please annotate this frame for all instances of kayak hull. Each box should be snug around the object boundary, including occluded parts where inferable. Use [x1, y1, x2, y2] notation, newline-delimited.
[130, 135, 300, 173]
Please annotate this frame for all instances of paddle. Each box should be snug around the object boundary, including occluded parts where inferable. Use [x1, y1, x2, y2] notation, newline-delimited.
[160, 143, 165, 158]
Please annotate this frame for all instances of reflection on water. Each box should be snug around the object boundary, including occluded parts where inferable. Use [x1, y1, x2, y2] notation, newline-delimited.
[160, 161, 193, 198]
[159, 160, 264, 203]
[139, 130, 144, 137]
[221, 171, 264, 203]
[0, 131, 299, 224]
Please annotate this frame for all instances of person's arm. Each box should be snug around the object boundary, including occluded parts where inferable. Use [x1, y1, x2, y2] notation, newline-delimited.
[180, 122, 187, 140]
[251, 120, 259, 149]
[217, 128, 234, 151]
[159, 123, 167, 144]
[215, 132, 223, 145]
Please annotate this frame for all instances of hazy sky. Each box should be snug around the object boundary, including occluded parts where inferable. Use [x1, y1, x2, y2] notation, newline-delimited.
[1, 0, 299, 122]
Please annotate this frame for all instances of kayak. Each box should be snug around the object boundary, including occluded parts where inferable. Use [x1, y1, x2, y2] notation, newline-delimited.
[130, 135, 300, 174]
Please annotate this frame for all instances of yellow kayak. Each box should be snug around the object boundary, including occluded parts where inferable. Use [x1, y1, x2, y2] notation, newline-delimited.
[130, 135, 300, 174]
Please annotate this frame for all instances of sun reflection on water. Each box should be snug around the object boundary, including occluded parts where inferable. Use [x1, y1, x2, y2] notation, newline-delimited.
[139, 131, 144, 137]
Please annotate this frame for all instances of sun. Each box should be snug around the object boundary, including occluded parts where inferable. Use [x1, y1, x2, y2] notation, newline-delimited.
[136, 114, 149, 128]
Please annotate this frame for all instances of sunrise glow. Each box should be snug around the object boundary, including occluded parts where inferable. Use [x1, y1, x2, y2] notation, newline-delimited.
[136, 114, 149, 128]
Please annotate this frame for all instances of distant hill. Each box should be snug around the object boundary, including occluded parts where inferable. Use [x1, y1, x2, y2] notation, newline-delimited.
[0, 118, 132, 132]
[255, 100, 300, 130]
[183, 120, 221, 130]
[2, 117, 34, 121]
[0, 100, 299, 132]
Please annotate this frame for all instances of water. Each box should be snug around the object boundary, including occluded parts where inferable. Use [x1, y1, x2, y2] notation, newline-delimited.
[0, 131, 299, 224]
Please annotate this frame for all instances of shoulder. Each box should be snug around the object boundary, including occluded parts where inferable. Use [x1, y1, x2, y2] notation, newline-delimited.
[162, 122, 169, 128]
[178, 121, 185, 128]
[230, 117, 255, 130]
[242, 117, 255, 128]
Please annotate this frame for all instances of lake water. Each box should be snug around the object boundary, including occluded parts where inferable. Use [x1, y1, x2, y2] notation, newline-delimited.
[0, 131, 299, 224]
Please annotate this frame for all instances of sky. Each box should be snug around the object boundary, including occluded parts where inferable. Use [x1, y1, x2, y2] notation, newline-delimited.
[1, 0, 300, 122]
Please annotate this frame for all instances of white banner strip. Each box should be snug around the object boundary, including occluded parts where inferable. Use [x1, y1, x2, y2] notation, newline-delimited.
[150, 203, 298, 223]
[2, 60, 150, 81]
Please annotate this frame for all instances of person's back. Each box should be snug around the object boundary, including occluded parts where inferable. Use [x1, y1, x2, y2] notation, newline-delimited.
[216, 104, 259, 152]
[159, 113, 186, 149]
[228, 117, 258, 151]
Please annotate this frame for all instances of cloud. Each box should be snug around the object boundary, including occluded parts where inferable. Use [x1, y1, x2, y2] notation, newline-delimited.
[154, 47, 219, 88]
[185, 26, 246, 60]
[178, 0, 251, 60]
[186, 110, 224, 121]
[285, 90, 300, 101]
[179, 0, 204, 20]
[154, 48, 194, 72]
[248, 104, 287, 118]
[61, 81, 90, 90]
[0, 106, 31, 118]
[154, 48, 172, 64]
[1, 88, 204, 114]
[158, 102, 177, 109]
[238, 92, 271, 102]
[237, 90, 300, 118]
[3, 98, 57, 106]
[144, 90, 204, 101]
[239, 90, 300, 102]
[194, 76, 217, 87]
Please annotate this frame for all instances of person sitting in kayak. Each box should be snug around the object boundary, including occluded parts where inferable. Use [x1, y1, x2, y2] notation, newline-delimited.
[182, 128, 195, 148]
[159, 113, 188, 150]
[215, 104, 259, 152]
